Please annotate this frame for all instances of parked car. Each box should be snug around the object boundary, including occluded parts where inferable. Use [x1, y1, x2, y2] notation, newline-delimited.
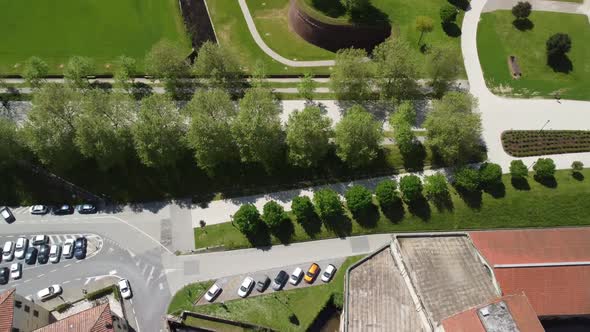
[256, 275, 271, 292]
[321, 264, 337, 283]
[0, 207, 15, 223]
[2, 241, 14, 262]
[24, 247, 38, 265]
[289, 267, 303, 285]
[31, 235, 49, 246]
[36, 285, 62, 301]
[52, 204, 74, 215]
[49, 245, 61, 263]
[77, 204, 97, 214]
[37, 244, 50, 264]
[10, 263, 22, 280]
[118, 279, 132, 299]
[204, 284, 222, 302]
[15, 238, 28, 260]
[30, 205, 49, 215]
[272, 270, 289, 291]
[74, 237, 87, 259]
[304, 263, 320, 284]
[0, 267, 8, 284]
[237, 277, 254, 298]
[62, 239, 75, 259]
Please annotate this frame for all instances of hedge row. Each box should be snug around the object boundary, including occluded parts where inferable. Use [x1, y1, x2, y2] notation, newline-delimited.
[502, 130, 590, 157]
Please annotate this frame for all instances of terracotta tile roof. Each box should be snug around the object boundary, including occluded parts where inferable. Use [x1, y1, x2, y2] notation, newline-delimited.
[442, 293, 544, 332]
[35, 303, 114, 332]
[470, 228, 590, 265]
[495, 266, 590, 316]
[0, 289, 15, 332]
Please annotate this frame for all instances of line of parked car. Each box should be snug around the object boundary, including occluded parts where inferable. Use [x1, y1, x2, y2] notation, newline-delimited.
[0, 235, 88, 285]
[0, 204, 97, 224]
[204, 263, 337, 302]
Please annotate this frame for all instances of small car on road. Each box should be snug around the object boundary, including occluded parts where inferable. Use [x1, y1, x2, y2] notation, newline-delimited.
[289, 267, 303, 285]
[304, 263, 320, 284]
[24, 247, 38, 265]
[31, 235, 49, 246]
[204, 284, 222, 302]
[62, 239, 74, 259]
[49, 244, 61, 263]
[10, 263, 22, 280]
[74, 237, 87, 259]
[0, 267, 9, 285]
[30, 205, 49, 215]
[256, 276, 271, 293]
[1, 207, 15, 223]
[77, 204, 97, 214]
[272, 270, 289, 291]
[37, 244, 50, 264]
[118, 279, 133, 299]
[2, 241, 15, 262]
[14, 238, 28, 260]
[321, 264, 337, 283]
[238, 277, 254, 298]
[37, 285, 62, 301]
[52, 204, 74, 215]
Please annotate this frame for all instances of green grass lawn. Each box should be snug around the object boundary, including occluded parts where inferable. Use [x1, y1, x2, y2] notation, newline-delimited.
[0, 0, 190, 75]
[176, 256, 361, 331]
[195, 169, 590, 250]
[168, 281, 214, 315]
[478, 11, 590, 100]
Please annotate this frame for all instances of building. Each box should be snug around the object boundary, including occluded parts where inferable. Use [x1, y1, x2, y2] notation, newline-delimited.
[33, 303, 124, 332]
[0, 288, 53, 332]
[343, 229, 590, 332]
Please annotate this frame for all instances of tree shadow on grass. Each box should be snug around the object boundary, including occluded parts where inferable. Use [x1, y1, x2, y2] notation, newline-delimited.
[289, 314, 300, 326]
[442, 22, 462, 37]
[323, 213, 352, 238]
[432, 192, 454, 213]
[311, 0, 346, 18]
[401, 142, 426, 172]
[352, 204, 380, 228]
[407, 197, 431, 221]
[448, 0, 470, 11]
[381, 201, 405, 223]
[512, 18, 534, 31]
[297, 213, 323, 239]
[547, 54, 573, 73]
[483, 181, 506, 199]
[271, 218, 295, 244]
[246, 224, 271, 247]
[511, 177, 531, 191]
[534, 175, 558, 188]
[573, 172, 585, 181]
[456, 188, 483, 210]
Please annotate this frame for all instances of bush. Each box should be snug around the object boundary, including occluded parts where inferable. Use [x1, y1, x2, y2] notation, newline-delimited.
[479, 162, 503, 186]
[291, 196, 315, 224]
[331, 292, 344, 310]
[313, 189, 343, 221]
[510, 160, 528, 178]
[533, 158, 556, 178]
[572, 161, 584, 173]
[424, 173, 449, 200]
[440, 3, 458, 23]
[233, 204, 263, 235]
[54, 302, 73, 313]
[85, 285, 115, 301]
[345, 185, 373, 216]
[375, 180, 400, 208]
[399, 175, 423, 202]
[454, 167, 480, 191]
[262, 201, 288, 229]
[546, 33, 572, 57]
[512, 1, 532, 20]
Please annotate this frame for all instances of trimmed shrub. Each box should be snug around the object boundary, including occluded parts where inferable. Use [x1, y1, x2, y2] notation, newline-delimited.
[313, 189, 343, 221]
[233, 204, 263, 235]
[345, 185, 373, 216]
[262, 201, 288, 229]
[375, 179, 400, 208]
[454, 167, 480, 191]
[440, 3, 458, 23]
[424, 173, 449, 200]
[533, 158, 556, 178]
[546, 33, 572, 57]
[512, 1, 532, 20]
[572, 161, 584, 173]
[399, 175, 423, 202]
[479, 162, 503, 186]
[510, 160, 528, 178]
[291, 196, 315, 224]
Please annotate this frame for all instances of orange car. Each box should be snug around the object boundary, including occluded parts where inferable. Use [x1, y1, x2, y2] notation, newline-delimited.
[304, 263, 320, 283]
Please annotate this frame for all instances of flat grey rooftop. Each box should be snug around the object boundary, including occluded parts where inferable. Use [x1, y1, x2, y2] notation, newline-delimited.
[347, 246, 425, 332]
[478, 301, 520, 332]
[397, 235, 499, 325]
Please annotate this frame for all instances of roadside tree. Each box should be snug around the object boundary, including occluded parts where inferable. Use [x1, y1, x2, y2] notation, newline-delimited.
[193, 41, 243, 90]
[145, 39, 190, 94]
[262, 201, 289, 229]
[375, 179, 400, 208]
[454, 167, 480, 192]
[64, 56, 93, 90]
[233, 204, 263, 235]
[334, 105, 382, 168]
[479, 162, 503, 186]
[390, 101, 417, 155]
[509, 160, 528, 178]
[286, 105, 332, 168]
[571, 161, 584, 173]
[330, 48, 372, 101]
[114, 56, 136, 92]
[426, 46, 462, 97]
[297, 72, 316, 101]
[440, 3, 458, 24]
[533, 158, 556, 178]
[313, 189, 343, 221]
[424, 173, 449, 200]
[400, 175, 423, 202]
[22, 57, 48, 89]
[0, 118, 21, 169]
[291, 196, 316, 224]
[373, 39, 419, 101]
[344, 185, 373, 216]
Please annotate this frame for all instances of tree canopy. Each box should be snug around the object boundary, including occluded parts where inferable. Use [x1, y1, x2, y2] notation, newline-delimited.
[334, 105, 382, 168]
[512, 1, 532, 20]
[313, 189, 343, 221]
[533, 158, 556, 178]
[510, 160, 528, 178]
[64, 56, 93, 90]
[233, 204, 263, 235]
[454, 167, 480, 192]
[546, 33, 572, 57]
[375, 179, 400, 208]
[22, 57, 48, 89]
[426, 46, 462, 97]
[262, 201, 289, 229]
[399, 175, 423, 202]
[372, 39, 419, 101]
[330, 48, 372, 101]
[114, 56, 136, 92]
[286, 105, 332, 168]
[145, 39, 190, 93]
[424, 173, 449, 200]
[390, 101, 417, 155]
[193, 41, 243, 90]
[344, 185, 373, 216]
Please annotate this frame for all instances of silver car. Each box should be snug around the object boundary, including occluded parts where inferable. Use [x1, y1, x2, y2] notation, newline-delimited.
[2, 241, 15, 262]
[14, 238, 28, 260]
[49, 245, 61, 264]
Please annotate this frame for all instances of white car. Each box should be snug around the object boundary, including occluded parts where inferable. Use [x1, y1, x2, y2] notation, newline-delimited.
[118, 279, 132, 299]
[62, 239, 74, 259]
[37, 285, 62, 301]
[237, 277, 254, 298]
[321, 264, 337, 283]
[289, 267, 303, 285]
[31, 235, 49, 246]
[2, 241, 15, 262]
[30, 205, 49, 215]
[204, 284, 222, 302]
[10, 263, 22, 280]
[49, 245, 61, 264]
[14, 238, 28, 260]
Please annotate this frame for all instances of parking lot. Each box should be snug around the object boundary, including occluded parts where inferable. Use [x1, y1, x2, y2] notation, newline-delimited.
[196, 257, 346, 305]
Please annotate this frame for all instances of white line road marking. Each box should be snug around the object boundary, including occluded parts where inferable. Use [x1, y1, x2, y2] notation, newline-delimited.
[141, 265, 148, 275]
[75, 278, 81, 281]
[135, 316, 141, 332]
[159, 283, 164, 290]
[63, 281, 70, 284]
[127, 249, 135, 258]
[158, 271, 165, 279]
[64, 264, 71, 268]
[75, 260, 81, 263]
[135, 261, 140, 267]
[146, 266, 155, 284]
[91, 215, 173, 254]
[37, 274, 44, 278]
[6, 235, 13, 238]
[109, 270, 117, 275]
[23, 279, 31, 283]
[50, 269, 57, 273]
[84, 278, 92, 286]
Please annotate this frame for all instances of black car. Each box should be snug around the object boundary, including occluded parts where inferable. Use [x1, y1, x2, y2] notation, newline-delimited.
[74, 237, 87, 259]
[25, 247, 38, 265]
[272, 270, 289, 291]
[77, 204, 97, 214]
[0, 267, 8, 284]
[256, 275, 271, 293]
[52, 204, 74, 215]
[1, 207, 15, 223]
[37, 244, 50, 264]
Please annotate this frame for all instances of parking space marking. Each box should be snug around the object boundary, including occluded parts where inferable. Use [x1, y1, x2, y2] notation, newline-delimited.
[37, 274, 44, 278]
[146, 266, 155, 284]
[109, 270, 117, 275]
[63, 281, 70, 284]
[64, 264, 71, 268]
[50, 269, 57, 273]
[23, 279, 31, 283]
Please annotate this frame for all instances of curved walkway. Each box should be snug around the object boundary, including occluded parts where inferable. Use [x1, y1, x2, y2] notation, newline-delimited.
[483, 0, 587, 14]
[237, 0, 335, 67]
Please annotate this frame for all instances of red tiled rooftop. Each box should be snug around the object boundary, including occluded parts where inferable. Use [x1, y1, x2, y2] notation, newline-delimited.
[442, 293, 544, 332]
[35, 303, 114, 332]
[495, 266, 590, 316]
[470, 228, 590, 265]
[0, 289, 15, 332]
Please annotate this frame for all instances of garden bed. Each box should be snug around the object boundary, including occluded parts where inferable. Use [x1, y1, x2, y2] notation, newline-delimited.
[502, 130, 590, 157]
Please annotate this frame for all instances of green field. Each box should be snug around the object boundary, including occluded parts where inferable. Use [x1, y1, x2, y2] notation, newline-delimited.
[478, 11, 590, 100]
[195, 169, 590, 250]
[0, 0, 190, 75]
